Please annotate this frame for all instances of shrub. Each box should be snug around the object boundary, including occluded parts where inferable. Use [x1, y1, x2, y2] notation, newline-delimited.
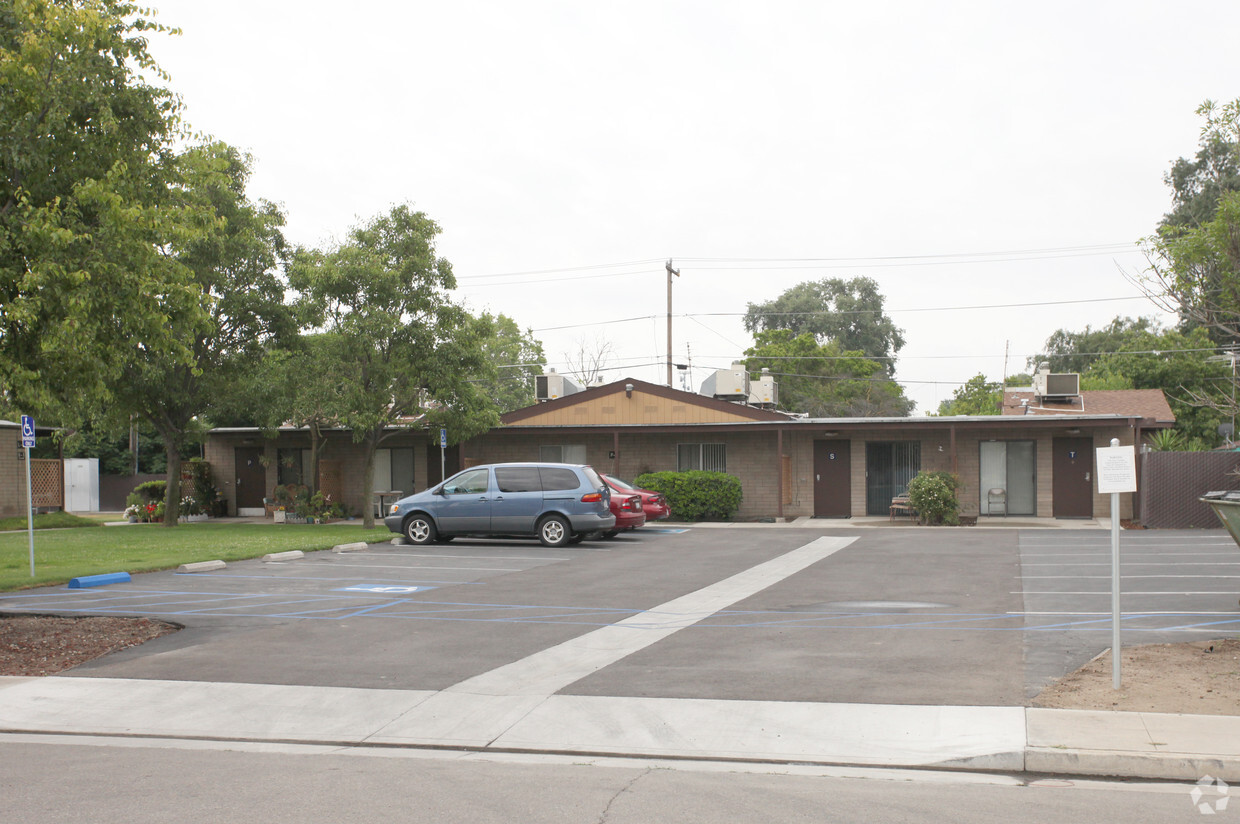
[907, 471, 961, 526]
[133, 480, 167, 503]
[632, 470, 742, 521]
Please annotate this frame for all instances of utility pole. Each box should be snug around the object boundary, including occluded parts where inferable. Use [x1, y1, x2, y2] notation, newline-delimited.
[666, 258, 680, 386]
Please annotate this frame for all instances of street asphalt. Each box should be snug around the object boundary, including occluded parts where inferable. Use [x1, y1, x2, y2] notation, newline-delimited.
[0, 517, 1237, 780]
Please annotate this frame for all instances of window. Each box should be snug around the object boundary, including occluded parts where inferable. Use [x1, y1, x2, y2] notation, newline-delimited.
[495, 466, 542, 492]
[277, 449, 311, 486]
[373, 447, 415, 494]
[864, 441, 921, 515]
[539, 444, 586, 464]
[979, 440, 1036, 515]
[444, 468, 489, 495]
[677, 443, 726, 472]
[540, 467, 581, 490]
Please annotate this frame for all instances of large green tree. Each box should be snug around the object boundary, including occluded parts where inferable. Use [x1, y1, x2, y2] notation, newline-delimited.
[1034, 316, 1162, 374]
[743, 329, 913, 417]
[110, 142, 295, 524]
[743, 276, 905, 375]
[0, 1, 198, 416]
[1034, 318, 1228, 446]
[477, 313, 545, 413]
[288, 205, 499, 528]
[1138, 99, 1240, 346]
[936, 374, 1002, 416]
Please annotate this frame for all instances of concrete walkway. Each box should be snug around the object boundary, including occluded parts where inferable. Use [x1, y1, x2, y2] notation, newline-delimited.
[0, 676, 1236, 780]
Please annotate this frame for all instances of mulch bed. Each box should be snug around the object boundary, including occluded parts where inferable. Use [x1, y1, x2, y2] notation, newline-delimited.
[0, 614, 180, 676]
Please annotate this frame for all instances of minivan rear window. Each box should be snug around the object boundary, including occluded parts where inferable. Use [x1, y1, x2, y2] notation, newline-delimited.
[495, 466, 542, 492]
[540, 467, 580, 491]
[581, 467, 604, 488]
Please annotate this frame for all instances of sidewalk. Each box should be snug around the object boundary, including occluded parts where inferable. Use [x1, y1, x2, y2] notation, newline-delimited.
[0, 675, 1235, 780]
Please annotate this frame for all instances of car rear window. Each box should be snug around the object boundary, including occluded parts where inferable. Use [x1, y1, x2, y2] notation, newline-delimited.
[495, 466, 542, 493]
[581, 467, 604, 488]
[540, 467, 581, 491]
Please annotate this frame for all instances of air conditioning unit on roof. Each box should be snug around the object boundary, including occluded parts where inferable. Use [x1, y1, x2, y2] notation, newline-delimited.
[535, 369, 581, 402]
[700, 362, 750, 401]
[1032, 364, 1080, 399]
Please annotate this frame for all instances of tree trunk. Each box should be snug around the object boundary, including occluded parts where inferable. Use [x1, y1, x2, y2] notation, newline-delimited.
[309, 420, 321, 496]
[360, 428, 379, 529]
[162, 433, 181, 527]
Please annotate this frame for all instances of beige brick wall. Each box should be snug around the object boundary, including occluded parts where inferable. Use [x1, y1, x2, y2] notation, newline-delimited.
[207, 423, 1138, 522]
[207, 431, 432, 517]
[0, 426, 29, 518]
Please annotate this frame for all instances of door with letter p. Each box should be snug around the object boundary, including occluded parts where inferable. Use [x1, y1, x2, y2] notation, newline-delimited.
[813, 440, 851, 518]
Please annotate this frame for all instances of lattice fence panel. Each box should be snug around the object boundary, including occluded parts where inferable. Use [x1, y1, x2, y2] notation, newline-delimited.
[30, 459, 63, 508]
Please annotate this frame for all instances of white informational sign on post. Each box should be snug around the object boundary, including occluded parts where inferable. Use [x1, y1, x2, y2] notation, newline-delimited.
[1095, 439, 1137, 690]
[1095, 443, 1137, 494]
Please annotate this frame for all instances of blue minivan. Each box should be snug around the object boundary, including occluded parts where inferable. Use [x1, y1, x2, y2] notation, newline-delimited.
[384, 463, 616, 547]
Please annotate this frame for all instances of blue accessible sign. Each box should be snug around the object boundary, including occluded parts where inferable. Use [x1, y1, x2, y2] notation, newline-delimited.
[20, 415, 34, 448]
[338, 584, 434, 594]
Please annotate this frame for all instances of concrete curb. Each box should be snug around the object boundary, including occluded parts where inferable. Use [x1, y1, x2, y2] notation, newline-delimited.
[261, 551, 304, 562]
[331, 542, 369, 553]
[176, 560, 226, 574]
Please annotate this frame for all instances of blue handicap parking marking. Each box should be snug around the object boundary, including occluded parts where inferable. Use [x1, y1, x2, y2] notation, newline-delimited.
[338, 584, 436, 594]
[643, 528, 688, 534]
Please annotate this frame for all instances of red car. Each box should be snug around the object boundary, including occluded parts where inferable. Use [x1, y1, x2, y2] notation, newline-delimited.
[601, 491, 645, 538]
[603, 474, 670, 524]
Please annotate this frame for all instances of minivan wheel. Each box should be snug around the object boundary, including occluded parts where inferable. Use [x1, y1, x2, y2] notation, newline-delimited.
[404, 514, 437, 545]
[538, 515, 571, 547]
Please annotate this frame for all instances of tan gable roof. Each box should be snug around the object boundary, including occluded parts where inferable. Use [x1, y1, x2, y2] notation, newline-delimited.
[1002, 389, 1175, 424]
[501, 377, 793, 426]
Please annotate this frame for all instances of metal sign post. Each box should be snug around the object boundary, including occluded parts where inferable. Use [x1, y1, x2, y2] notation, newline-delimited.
[440, 428, 447, 483]
[21, 415, 35, 577]
[1096, 438, 1137, 690]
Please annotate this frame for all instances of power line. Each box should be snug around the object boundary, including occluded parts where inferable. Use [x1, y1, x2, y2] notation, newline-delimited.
[451, 243, 1143, 287]
[527, 294, 1155, 334]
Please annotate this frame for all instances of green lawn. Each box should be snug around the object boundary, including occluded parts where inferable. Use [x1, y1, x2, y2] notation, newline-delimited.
[0, 522, 394, 592]
[0, 511, 105, 531]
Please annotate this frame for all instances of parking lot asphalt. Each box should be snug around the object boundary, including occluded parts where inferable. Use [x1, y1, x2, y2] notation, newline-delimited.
[3, 522, 1240, 778]
[2, 525, 1236, 707]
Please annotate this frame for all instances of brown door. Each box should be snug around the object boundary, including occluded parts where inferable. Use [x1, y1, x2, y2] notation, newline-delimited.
[234, 447, 266, 510]
[1052, 437, 1093, 518]
[813, 440, 851, 518]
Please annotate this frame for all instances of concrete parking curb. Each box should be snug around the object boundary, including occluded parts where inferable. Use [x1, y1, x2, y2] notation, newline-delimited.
[331, 542, 369, 553]
[176, 560, 226, 574]
[261, 551, 304, 562]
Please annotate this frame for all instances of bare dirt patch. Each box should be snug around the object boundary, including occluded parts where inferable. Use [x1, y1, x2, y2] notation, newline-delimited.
[0, 615, 179, 676]
[1033, 639, 1240, 716]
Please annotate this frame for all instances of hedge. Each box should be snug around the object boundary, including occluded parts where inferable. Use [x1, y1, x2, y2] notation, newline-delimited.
[632, 470, 742, 521]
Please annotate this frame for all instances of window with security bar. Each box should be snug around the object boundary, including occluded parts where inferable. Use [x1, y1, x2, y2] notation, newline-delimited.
[677, 443, 726, 473]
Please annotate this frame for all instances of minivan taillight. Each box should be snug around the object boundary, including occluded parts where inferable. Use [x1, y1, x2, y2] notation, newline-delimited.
[581, 492, 602, 502]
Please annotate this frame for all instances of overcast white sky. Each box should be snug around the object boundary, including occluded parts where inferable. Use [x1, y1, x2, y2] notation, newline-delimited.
[143, 0, 1238, 414]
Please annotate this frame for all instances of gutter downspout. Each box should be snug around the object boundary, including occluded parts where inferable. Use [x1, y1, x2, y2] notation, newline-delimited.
[777, 428, 784, 521]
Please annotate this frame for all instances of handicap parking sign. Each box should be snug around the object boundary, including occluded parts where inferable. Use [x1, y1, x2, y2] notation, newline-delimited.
[338, 584, 434, 594]
[20, 415, 34, 448]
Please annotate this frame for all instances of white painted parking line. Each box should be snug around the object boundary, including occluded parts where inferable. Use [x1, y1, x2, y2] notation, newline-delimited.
[360, 553, 571, 561]
[1023, 575, 1240, 579]
[443, 536, 856, 699]
[298, 562, 524, 572]
[1017, 591, 1238, 596]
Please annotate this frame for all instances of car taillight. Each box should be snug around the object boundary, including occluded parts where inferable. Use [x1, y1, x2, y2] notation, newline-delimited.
[581, 492, 602, 502]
